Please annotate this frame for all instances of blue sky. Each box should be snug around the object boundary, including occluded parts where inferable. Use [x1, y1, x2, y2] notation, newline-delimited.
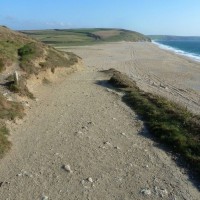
[0, 0, 200, 36]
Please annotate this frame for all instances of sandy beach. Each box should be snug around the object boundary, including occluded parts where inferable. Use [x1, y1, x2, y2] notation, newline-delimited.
[63, 42, 200, 114]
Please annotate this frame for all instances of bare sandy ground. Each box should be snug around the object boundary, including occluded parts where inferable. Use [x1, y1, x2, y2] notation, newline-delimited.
[0, 42, 199, 199]
[63, 42, 200, 114]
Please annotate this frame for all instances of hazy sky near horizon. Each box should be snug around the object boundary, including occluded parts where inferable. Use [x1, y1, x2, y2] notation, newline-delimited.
[1, 0, 200, 36]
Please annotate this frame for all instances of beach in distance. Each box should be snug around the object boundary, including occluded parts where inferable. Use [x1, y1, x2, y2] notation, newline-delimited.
[63, 41, 200, 114]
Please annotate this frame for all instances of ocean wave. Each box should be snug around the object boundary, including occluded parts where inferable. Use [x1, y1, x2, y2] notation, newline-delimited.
[152, 40, 200, 62]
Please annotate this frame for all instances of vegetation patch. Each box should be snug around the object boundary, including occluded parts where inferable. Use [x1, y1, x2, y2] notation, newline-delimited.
[0, 94, 24, 157]
[0, 124, 11, 157]
[8, 80, 34, 99]
[0, 58, 5, 72]
[107, 69, 200, 178]
[0, 94, 24, 120]
[18, 42, 43, 74]
[40, 48, 79, 72]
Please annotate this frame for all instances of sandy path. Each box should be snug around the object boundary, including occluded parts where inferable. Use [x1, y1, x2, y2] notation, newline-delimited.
[64, 42, 200, 114]
[0, 67, 199, 199]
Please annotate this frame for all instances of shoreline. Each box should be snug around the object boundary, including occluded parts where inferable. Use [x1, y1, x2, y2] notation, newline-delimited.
[152, 40, 200, 63]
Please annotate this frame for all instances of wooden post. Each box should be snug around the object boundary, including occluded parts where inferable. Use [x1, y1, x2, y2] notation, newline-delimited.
[14, 71, 19, 85]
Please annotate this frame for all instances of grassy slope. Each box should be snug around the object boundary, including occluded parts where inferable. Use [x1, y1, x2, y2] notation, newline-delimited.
[106, 69, 200, 179]
[0, 26, 80, 157]
[0, 26, 79, 96]
[21, 28, 151, 46]
[0, 26, 79, 73]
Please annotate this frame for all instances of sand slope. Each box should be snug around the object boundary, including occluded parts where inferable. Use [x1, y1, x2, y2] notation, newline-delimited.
[0, 67, 199, 199]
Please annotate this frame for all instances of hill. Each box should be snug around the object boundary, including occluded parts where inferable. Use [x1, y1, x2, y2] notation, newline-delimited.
[21, 28, 151, 46]
[0, 25, 81, 156]
[0, 26, 80, 74]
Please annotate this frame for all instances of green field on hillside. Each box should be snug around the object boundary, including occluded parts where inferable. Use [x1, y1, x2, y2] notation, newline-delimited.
[22, 28, 151, 46]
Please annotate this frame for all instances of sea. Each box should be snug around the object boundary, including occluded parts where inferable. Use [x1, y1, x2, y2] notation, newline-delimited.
[152, 38, 200, 62]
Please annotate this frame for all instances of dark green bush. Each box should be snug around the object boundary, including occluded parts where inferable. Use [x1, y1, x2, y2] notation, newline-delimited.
[18, 43, 34, 57]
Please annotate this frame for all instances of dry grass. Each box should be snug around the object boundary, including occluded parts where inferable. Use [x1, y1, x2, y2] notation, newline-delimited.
[0, 94, 24, 157]
[0, 94, 24, 120]
[39, 48, 79, 72]
[0, 58, 4, 72]
[0, 123, 11, 158]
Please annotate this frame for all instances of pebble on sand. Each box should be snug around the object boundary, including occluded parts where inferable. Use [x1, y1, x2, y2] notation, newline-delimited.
[141, 188, 151, 196]
[42, 195, 48, 200]
[104, 141, 112, 146]
[88, 177, 93, 183]
[155, 186, 168, 197]
[62, 164, 73, 173]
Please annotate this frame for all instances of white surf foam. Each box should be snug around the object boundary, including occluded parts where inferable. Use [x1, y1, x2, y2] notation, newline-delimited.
[152, 40, 200, 62]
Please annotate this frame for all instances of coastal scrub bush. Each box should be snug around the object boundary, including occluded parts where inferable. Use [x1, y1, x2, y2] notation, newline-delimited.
[18, 43, 34, 57]
[18, 42, 43, 74]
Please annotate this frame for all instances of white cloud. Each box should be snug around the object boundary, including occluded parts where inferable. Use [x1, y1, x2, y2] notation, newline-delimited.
[0, 15, 72, 30]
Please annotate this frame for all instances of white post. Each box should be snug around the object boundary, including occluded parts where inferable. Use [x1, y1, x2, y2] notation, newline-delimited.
[14, 71, 19, 85]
